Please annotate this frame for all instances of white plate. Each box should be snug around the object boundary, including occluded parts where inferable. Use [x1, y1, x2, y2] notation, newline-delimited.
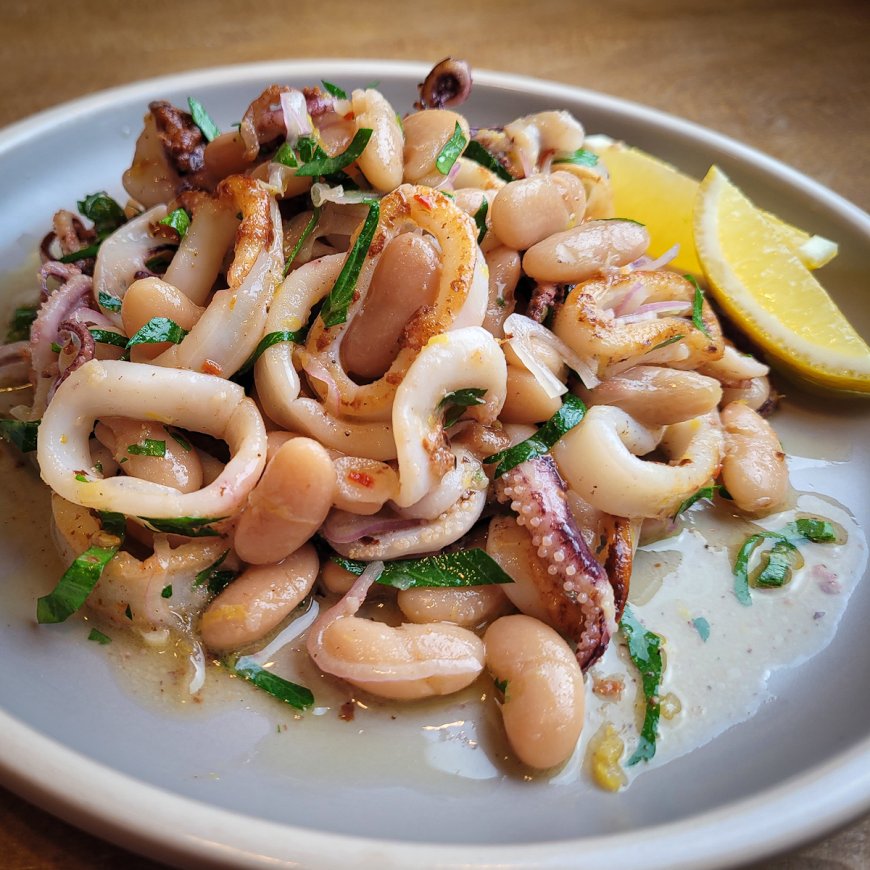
[0, 60, 868, 870]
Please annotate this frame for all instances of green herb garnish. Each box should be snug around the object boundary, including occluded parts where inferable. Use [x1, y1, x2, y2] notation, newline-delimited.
[169, 431, 192, 452]
[124, 604, 133, 620]
[282, 206, 321, 278]
[274, 142, 298, 167]
[674, 483, 729, 517]
[463, 140, 514, 182]
[321, 79, 348, 100]
[0, 419, 40, 453]
[5, 305, 38, 342]
[435, 122, 467, 175]
[88, 328, 128, 348]
[650, 334, 684, 351]
[194, 549, 236, 594]
[236, 329, 307, 376]
[161, 585, 173, 599]
[37, 512, 126, 624]
[334, 548, 513, 591]
[554, 147, 599, 168]
[494, 677, 509, 695]
[733, 517, 838, 605]
[684, 274, 711, 337]
[98, 289, 122, 312]
[77, 192, 127, 238]
[88, 628, 112, 644]
[58, 243, 101, 264]
[295, 128, 373, 177]
[159, 207, 191, 238]
[228, 658, 314, 710]
[138, 516, 226, 537]
[473, 199, 488, 244]
[188, 96, 221, 142]
[125, 317, 188, 350]
[319, 201, 379, 327]
[127, 439, 166, 458]
[483, 394, 586, 478]
[438, 387, 487, 428]
[620, 606, 664, 766]
[691, 616, 710, 642]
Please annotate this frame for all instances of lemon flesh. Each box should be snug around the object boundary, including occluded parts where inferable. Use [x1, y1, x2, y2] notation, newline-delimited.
[586, 136, 838, 273]
[694, 166, 870, 394]
[585, 135, 702, 275]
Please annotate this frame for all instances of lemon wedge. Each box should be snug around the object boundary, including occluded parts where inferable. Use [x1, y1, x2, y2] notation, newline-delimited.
[694, 166, 870, 394]
[585, 136, 838, 273]
[585, 135, 702, 274]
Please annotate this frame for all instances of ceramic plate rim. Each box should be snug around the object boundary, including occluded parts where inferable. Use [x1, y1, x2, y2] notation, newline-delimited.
[1, 59, 868, 870]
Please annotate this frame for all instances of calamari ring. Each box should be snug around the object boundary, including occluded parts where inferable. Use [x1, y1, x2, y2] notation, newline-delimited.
[153, 175, 283, 377]
[392, 325, 506, 508]
[553, 270, 724, 375]
[301, 183, 489, 422]
[553, 405, 722, 519]
[255, 253, 397, 460]
[37, 359, 267, 519]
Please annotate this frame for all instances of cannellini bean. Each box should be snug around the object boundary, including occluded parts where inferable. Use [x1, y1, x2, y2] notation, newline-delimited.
[319, 558, 359, 596]
[554, 405, 722, 518]
[402, 110, 471, 187]
[234, 437, 336, 565]
[398, 585, 512, 628]
[452, 157, 506, 190]
[199, 544, 318, 651]
[501, 366, 563, 424]
[523, 219, 649, 283]
[484, 614, 585, 769]
[95, 417, 203, 493]
[121, 277, 205, 362]
[579, 365, 723, 426]
[352, 88, 404, 192]
[307, 564, 485, 700]
[340, 233, 441, 379]
[720, 402, 789, 513]
[491, 175, 573, 251]
[481, 246, 521, 338]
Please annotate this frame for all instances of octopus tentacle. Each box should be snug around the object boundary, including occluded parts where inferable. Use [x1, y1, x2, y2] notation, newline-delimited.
[495, 454, 617, 669]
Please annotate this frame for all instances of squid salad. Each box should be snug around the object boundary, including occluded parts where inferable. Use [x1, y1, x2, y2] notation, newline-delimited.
[0, 59, 864, 789]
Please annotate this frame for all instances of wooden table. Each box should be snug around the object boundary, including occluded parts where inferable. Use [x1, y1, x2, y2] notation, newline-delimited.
[1, 1, 867, 867]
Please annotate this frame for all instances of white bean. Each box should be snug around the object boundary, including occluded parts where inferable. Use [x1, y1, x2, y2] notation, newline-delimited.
[720, 402, 789, 513]
[484, 614, 585, 769]
[199, 545, 318, 652]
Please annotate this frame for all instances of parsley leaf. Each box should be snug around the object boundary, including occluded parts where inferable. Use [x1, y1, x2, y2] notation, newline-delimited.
[127, 439, 166, 457]
[138, 516, 226, 537]
[684, 274, 712, 337]
[294, 128, 373, 177]
[319, 201, 379, 327]
[554, 147, 599, 168]
[321, 79, 348, 100]
[235, 329, 307, 376]
[125, 317, 188, 350]
[37, 512, 126, 623]
[334, 549, 513, 591]
[463, 140, 514, 182]
[435, 122, 467, 175]
[159, 207, 191, 238]
[483, 394, 586, 478]
[5, 305, 38, 342]
[188, 96, 221, 142]
[0, 419, 40, 453]
[227, 658, 314, 710]
[472, 199, 488, 244]
[620, 606, 664, 765]
[438, 387, 487, 428]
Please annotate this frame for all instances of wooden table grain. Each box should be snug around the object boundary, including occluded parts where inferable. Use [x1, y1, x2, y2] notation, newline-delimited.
[1, 1, 867, 867]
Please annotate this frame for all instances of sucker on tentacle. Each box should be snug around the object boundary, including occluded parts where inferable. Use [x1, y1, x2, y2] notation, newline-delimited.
[495, 454, 618, 669]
